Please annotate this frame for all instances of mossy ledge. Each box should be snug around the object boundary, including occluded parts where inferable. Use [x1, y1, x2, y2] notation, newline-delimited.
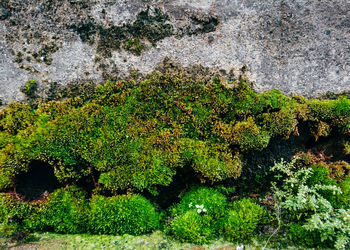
[0, 73, 349, 196]
[0, 73, 350, 248]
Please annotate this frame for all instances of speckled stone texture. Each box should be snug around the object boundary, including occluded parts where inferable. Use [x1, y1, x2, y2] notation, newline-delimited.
[0, 0, 349, 103]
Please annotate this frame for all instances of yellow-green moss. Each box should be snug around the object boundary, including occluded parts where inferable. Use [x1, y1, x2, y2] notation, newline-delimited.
[0, 73, 349, 194]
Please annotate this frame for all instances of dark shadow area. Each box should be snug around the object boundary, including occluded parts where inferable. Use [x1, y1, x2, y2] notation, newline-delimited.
[145, 166, 201, 209]
[309, 133, 350, 162]
[15, 161, 60, 201]
[236, 121, 350, 194]
[236, 122, 312, 193]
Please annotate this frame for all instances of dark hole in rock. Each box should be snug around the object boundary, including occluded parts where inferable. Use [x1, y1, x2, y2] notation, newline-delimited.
[15, 161, 60, 201]
[145, 166, 201, 209]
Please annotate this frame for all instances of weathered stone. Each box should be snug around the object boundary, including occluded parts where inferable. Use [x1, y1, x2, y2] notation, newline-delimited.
[0, 0, 349, 104]
[0, 7, 9, 20]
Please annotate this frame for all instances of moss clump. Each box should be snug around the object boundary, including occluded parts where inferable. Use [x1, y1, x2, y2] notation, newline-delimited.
[125, 38, 142, 55]
[88, 194, 161, 235]
[0, 73, 349, 196]
[187, 14, 219, 35]
[72, 8, 220, 57]
[31, 42, 59, 66]
[223, 198, 266, 243]
[72, 8, 173, 57]
[20, 80, 38, 99]
[167, 187, 228, 244]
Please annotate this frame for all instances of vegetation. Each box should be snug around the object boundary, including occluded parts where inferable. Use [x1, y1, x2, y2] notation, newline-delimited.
[272, 159, 350, 248]
[167, 187, 228, 244]
[31, 187, 88, 234]
[88, 194, 161, 235]
[0, 73, 349, 248]
[73, 8, 173, 57]
[20, 80, 38, 99]
[223, 198, 266, 243]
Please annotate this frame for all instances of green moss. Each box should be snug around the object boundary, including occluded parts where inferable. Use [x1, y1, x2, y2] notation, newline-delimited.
[88, 194, 161, 235]
[20, 80, 38, 99]
[288, 223, 323, 247]
[0, 73, 349, 195]
[167, 187, 228, 244]
[125, 38, 142, 55]
[223, 198, 266, 243]
[345, 141, 350, 154]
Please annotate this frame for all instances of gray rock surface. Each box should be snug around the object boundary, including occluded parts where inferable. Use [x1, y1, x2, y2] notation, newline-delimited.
[0, 0, 349, 104]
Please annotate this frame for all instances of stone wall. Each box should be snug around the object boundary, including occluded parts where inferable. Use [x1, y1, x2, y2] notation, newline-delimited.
[0, 0, 349, 103]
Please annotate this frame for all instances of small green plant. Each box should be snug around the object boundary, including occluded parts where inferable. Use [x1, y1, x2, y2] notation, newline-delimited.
[222, 198, 266, 242]
[303, 208, 350, 249]
[88, 194, 161, 235]
[271, 159, 341, 219]
[20, 80, 38, 98]
[271, 159, 350, 248]
[125, 38, 142, 55]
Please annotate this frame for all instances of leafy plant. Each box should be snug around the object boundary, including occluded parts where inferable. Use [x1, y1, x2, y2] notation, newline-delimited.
[271, 158, 350, 248]
[303, 209, 350, 249]
[271, 159, 341, 219]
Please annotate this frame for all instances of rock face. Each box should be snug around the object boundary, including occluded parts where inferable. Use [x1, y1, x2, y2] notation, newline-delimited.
[0, 0, 349, 103]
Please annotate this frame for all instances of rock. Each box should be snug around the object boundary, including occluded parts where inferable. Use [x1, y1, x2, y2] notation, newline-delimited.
[0, 7, 9, 20]
[0, 0, 349, 104]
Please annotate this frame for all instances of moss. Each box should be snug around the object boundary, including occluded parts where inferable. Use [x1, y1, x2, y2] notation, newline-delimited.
[20, 80, 38, 99]
[231, 117, 271, 151]
[0, 73, 349, 195]
[31, 42, 59, 66]
[327, 161, 350, 181]
[97, 25, 125, 57]
[345, 141, 350, 154]
[72, 8, 173, 57]
[187, 14, 219, 35]
[71, 20, 97, 45]
[125, 38, 142, 55]
[15, 51, 23, 63]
